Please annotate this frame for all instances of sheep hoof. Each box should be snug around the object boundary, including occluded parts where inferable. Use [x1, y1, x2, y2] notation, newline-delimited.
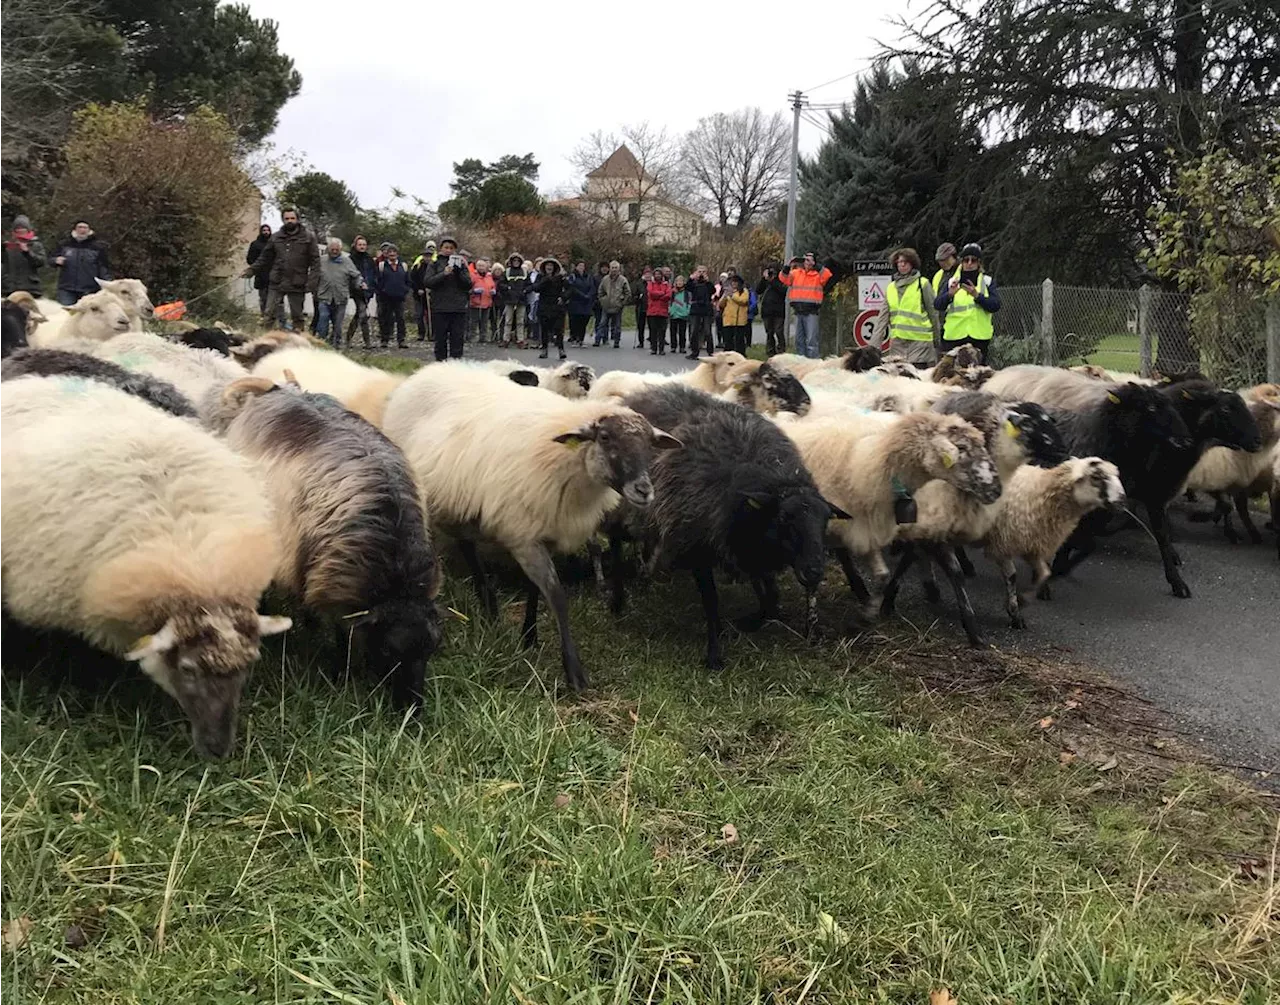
[705, 653, 724, 672]
[921, 582, 942, 603]
[1170, 580, 1192, 599]
[967, 633, 987, 648]
[1170, 546, 1183, 566]
[1035, 582, 1052, 601]
[1009, 614, 1027, 630]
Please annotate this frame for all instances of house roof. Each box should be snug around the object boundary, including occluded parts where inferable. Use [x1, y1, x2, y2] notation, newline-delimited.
[587, 144, 646, 180]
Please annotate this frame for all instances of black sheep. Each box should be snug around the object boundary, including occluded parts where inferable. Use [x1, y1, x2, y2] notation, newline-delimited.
[165, 328, 238, 356]
[2, 301, 30, 357]
[1, 348, 198, 418]
[620, 383, 839, 669]
[843, 345, 883, 372]
[1050, 379, 1261, 597]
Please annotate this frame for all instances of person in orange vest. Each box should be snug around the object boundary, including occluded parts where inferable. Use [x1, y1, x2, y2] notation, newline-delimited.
[779, 251, 833, 358]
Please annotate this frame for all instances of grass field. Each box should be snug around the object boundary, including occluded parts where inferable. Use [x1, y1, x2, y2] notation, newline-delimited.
[3, 566, 1277, 1003]
[1057, 334, 1153, 373]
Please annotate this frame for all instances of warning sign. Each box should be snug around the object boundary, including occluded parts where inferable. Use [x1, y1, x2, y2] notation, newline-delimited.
[852, 309, 888, 350]
[858, 275, 889, 309]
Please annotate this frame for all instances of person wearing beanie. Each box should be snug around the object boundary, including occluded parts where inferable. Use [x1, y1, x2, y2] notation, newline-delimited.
[531, 257, 568, 359]
[422, 237, 472, 360]
[2, 215, 47, 297]
[933, 242, 1001, 362]
[931, 242, 958, 297]
[872, 247, 941, 366]
[49, 218, 111, 306]
[498, 252, 529, 347]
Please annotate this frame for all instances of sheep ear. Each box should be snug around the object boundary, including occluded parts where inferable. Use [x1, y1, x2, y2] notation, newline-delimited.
[126, 621, 179, 661]
[933, 437, 958, 469]
[553, 423, 596, 446]
[94, 276, 111, 290]
[650, 426, 682, 450]
[740, 491, 777, 513]
[258, 615, 292, 637]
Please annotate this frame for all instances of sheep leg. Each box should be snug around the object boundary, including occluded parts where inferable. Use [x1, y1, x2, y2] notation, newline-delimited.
[1033, 560, 1053, 600]
[458, 539, 498, 618]
[587, 537, 606, 589]
[520, 576, 540, 649]
[878, 546, 917, 618]
[916, 562, 942, 603]
[930, 544, 986, 646]
[1232, 491, 1263, 545]
[1146, 502, 1191, 598]
[691, 564, 724, 671]
[1001, 558, 1026, 629]
[737, 576, 779, 632]
[510, 541, 589, 692]
[607, 532, 628, 615]
[832, 546, 871, 604]
[954, 545, 977, 578]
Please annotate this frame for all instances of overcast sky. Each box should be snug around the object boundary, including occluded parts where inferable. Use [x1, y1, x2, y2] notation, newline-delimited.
[245, 1, 905, 214]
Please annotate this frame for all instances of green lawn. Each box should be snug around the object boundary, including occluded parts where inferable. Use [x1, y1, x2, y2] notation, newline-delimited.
[1058, 333, 1155, 374]
[3, 570, 1276, 1003]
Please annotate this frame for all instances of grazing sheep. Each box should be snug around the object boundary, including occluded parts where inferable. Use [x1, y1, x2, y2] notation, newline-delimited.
[252, 347, 405, 427]
[2, 349, 197, 418]
[90, 331, 246, 425]
[620, 383, 838, 667]
[95, 277, 154, 328]
[29, 289, 132, 346]
[784, 410, 1000, 624]
[721, 361, 812, 416]
[1, 376, 290, 758]
[481, 358, 595, 397]
[1043, 379, 1260, 597]
[383, 365, 678, 691]
[210, 378, 443, 706]
[984, 458, 1126, 627]
[1182, 384, 1280, 544]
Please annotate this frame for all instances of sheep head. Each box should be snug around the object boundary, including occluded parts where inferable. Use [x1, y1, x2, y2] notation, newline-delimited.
[65, 290, 131, 337]
[126, 604, 291, 759]
[1162, 380, 1262, 452]
[921, 413, 1002, 503]
[733, 485, 841, 592]
[96, 277, 154, 320]
[703, 350, 747, 389]
[1065, 457, 1126, 512]
[730, 362, 811, 416]
[1004, 402, 1069, 467]
[552, 409, 681, 507]
[551, 361, 594, 397]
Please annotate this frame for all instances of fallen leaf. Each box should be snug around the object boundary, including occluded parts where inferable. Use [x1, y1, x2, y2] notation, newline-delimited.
[2, 916, 33, 951]
[386, 984, 409, 1005]
[553, 793, 571, 810]
[1148, 738, 1167, 750]
[930, 988, 958, 1005]
[63, 924, 88, 949]
[1064, 699, 1081, 711]
[1096, 755, 1118, 772]
[816, 911, 849, 945]
[720, 823, 738, 843]
[1038, 716, 1054, 729]
[1058, 751, 1077, 765]
[628, 709, 639, 723]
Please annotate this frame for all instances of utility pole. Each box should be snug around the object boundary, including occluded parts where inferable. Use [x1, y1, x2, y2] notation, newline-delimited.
[783, 89, 807, 344]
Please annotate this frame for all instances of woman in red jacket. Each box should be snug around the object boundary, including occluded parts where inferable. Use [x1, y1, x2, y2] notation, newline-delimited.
[644, 269, 673, 355]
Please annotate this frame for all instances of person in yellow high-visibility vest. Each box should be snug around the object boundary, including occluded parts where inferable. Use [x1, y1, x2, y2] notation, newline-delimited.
[933, 242, 1001, 362]
[871, 247, 939, 367]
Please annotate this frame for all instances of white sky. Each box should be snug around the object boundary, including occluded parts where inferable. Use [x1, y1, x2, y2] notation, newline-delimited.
[244, 0, 906, 214]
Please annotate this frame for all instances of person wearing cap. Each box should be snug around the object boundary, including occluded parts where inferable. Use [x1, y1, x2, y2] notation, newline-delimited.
[933, 242, 1000, 361]
[779, 251, 834, 358]
[2, 215, 47, 297]
[871, 247, 940, 367]
[410, 241, 437, 342]
[931, 242, 958, 299]
[594, 260, 630, 347]
[423, 236, 472, 360]
[49, 218, 112, 306]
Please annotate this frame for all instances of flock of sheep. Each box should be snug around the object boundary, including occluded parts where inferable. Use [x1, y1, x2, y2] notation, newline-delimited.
[2, 280, 1276, 759]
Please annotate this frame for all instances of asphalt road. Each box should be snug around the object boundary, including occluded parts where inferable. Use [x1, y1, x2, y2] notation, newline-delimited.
[381, 338, 1280, 770]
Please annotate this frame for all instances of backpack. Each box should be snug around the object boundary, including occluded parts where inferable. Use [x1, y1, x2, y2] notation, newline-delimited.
[747, 288, 758, 320]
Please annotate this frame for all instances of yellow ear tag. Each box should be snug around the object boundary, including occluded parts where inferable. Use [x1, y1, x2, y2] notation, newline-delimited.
[941, 452, 955, 469]
[1182, 389, 1192, 399]
[1003, 419, 1019, 438]
[747, 498, 762, 509]
[561, 437, 582, 450]
[131, 634, 153, 650]
[1107, 392, 1121, 404]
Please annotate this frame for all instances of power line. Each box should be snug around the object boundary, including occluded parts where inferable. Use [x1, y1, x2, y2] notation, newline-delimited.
[801, 68, 861, 94]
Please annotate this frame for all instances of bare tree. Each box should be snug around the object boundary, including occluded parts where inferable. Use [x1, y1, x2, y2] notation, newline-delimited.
[681, 108, 790, 229]
[569, 122, 680, 235]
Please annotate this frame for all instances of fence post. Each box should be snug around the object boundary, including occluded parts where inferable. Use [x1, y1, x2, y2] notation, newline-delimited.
[1040, 278, 1054, 365]
[1138, 285, 1154, 378]
[1268, 295, 1280, 384]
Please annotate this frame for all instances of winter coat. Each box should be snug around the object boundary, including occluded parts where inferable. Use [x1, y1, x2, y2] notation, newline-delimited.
[502, 265, 528, 305]
[754, 275, 787, 318]
[2, 236, 46, 296]
[635, 276, 651, 314]
[349, 249, 377, 299]
[686, 276, 716, 316]
[532, 259, 568, 320]
[596, 272, 631, 312]
[315, 252, 363, 304]
[668, 288, 690, 320]
[490, 269, 508, 305]
[50, 233, 111, 296]
[566, 271, 597, 316]
[469, 268, 496, 309]
[409, 253, 435, 294]
[721, 288, 750, 327]
[422, 255, 473, 312]
[245, 234, 272, 289]
[375, 259, 412, 300]
[645, 279, 673, 318]
[255, 225, 319, 294]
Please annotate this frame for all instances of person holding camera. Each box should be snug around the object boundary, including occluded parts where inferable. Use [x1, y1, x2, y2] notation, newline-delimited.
[779, 252, 833, 358]
[685, 264, 716, 358]
[423, 236, 473, 360]
[933, 242, 1000, 362]
[755, 264, 788, 355]
[2, 215, 46, 297]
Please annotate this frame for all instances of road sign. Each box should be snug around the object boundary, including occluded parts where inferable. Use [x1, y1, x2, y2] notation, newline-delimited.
[852, 308, 888, 350]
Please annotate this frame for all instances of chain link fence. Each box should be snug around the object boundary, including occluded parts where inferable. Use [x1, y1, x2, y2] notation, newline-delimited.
[813, 278, 1278, 386]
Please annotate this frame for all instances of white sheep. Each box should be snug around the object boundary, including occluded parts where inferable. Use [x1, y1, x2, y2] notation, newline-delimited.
[984, 457, 1126, 627]
[381, 364, 678, 691]
[28, 290, 132, 347]
[589, 352, 748, 403]
[95, 277, 154, 328]
[781, 411, 1000, 616]
[90, 331, 246, 425]
[480, 358, 595, 397]
[802, 366, 953, 413]
[252, 346, 405, 427]
[1, 375, 290, 758]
